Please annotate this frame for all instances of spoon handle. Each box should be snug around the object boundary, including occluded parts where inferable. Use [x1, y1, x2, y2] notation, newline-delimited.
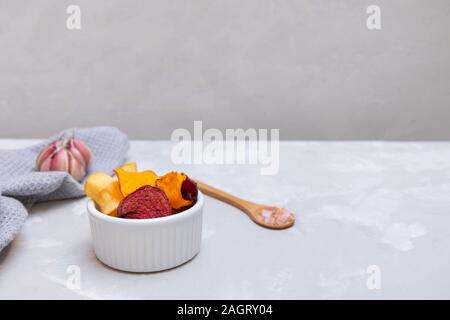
[196, 181, 258, 216]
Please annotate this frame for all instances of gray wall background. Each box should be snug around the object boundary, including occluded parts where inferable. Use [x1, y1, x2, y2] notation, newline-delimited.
[0, 0, 449, 140]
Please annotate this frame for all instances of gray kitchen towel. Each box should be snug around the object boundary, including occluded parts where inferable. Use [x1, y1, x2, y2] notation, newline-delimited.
[0, 126, 129, 252]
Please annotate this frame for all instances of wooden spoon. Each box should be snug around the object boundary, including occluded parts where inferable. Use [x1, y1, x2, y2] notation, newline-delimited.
[196, 181, 295, 230]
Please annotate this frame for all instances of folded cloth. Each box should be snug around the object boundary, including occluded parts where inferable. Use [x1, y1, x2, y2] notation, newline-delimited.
[0, 126, 129, 252]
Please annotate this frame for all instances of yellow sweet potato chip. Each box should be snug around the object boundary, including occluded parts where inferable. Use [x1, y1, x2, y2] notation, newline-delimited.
[85, 172, 113, 199]
[114, 168, 159, 197]
[98, 181, 123, 216]
[120, 162, 137, 172]
[84, 172, 123, 216]
[156, 171, 193, 210]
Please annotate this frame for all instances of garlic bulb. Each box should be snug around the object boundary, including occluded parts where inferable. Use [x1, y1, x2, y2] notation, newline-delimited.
[36, 137, 92, 182]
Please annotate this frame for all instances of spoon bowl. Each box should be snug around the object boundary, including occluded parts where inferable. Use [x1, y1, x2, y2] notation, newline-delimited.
[253, 206, 295, 229]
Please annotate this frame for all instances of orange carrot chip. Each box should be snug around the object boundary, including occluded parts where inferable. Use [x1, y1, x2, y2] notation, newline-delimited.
[114, 168, 159, 197]
[156, 171, 193, 210]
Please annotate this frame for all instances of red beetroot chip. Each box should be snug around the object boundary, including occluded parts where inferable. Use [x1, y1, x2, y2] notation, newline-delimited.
[181, 176, 198, 202]
[117, 185, 172, 219]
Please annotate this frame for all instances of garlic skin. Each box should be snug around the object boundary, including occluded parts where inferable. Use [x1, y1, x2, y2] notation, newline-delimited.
[36, 137, 92, 182]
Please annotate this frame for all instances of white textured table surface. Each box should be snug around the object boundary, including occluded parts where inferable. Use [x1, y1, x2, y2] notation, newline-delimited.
[1, 140, 450, 299]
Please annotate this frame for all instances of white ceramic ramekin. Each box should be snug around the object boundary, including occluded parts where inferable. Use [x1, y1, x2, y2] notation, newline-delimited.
[87, 191, 204, 272]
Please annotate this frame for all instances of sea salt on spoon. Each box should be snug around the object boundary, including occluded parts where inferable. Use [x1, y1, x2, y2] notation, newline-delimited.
[196, 181, 295, 230]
